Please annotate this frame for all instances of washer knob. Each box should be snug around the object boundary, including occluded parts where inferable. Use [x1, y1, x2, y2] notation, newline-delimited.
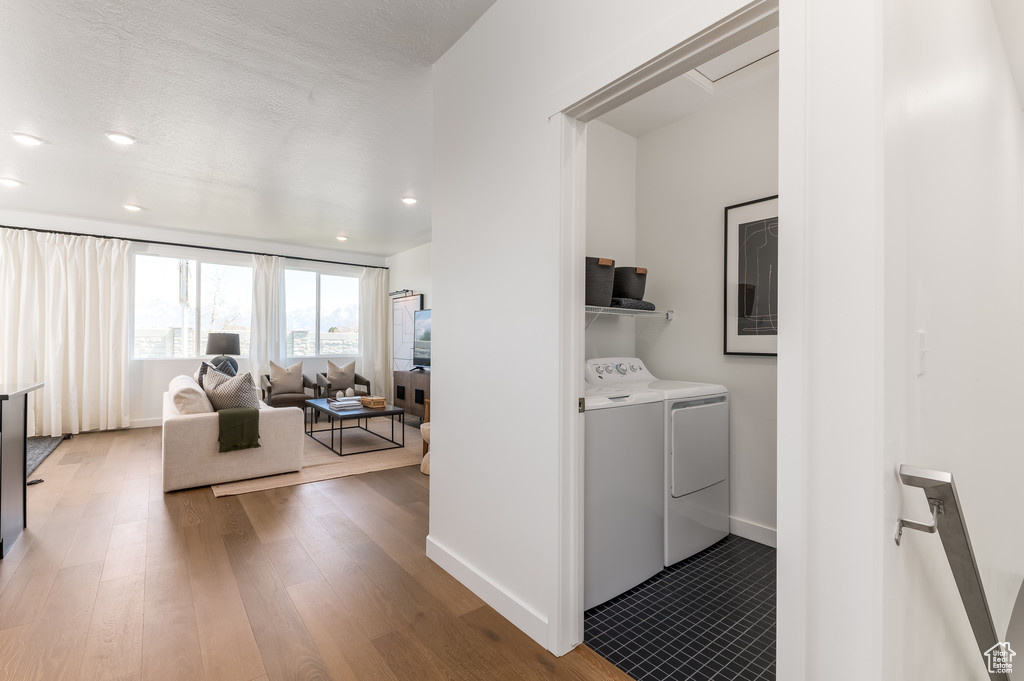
[595, 365, 604, 374]
[615, 363, 627, 375]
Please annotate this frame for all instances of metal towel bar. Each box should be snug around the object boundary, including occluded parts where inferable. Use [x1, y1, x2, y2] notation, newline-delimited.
[896, 464, 1009, 681]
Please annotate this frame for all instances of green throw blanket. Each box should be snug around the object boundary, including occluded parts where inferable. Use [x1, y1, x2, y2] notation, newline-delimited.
[218, 408, 261, 453]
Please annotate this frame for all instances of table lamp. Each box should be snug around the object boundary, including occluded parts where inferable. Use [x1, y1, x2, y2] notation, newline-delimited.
[205, 332, 241, 371]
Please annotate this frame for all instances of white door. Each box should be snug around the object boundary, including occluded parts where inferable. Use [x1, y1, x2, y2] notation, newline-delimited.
[669, 397, 728, 498]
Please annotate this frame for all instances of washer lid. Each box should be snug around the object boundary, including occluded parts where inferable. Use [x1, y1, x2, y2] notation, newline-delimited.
[584, 387, 663, 410]
[645, 380, 728, 400]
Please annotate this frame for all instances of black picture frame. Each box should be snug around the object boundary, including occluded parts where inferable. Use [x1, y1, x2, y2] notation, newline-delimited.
[724, 195, 779, 356]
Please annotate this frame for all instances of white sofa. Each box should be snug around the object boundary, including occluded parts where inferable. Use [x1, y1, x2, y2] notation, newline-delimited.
[162, 376, 305, 492]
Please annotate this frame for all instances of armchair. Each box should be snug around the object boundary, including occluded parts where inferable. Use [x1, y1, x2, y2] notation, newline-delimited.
[261, 373, 316, 408]
[420, 398, 431, 475]
[421, 398, 431, 456]
[316, 372, 371, 399]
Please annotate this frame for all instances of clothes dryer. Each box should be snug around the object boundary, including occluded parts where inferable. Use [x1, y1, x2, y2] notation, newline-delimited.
[588, 358, 730, 567]
[652, 380, 730, 566]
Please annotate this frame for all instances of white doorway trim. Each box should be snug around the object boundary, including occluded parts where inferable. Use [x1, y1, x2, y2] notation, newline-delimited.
[552, 114, 587, 655]
[563, 1, 779, 123]
[553, 0, 780, 655]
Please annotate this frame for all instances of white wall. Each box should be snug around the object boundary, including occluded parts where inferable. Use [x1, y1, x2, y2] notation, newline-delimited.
[432, 0, 757, 651]
[386, 241, 432, 309]
[778, 0, 1024, 679]
[776, 0, 887, 678]
[0, 208, 386, 427]
[635, 73, 779, 546]
[881, 0, 1024, 679]
[585, 120, 637, 359]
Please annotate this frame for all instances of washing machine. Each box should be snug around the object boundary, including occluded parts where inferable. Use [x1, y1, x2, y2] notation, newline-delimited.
[583, 359, 664, 609]
[589, 358, 730, 568]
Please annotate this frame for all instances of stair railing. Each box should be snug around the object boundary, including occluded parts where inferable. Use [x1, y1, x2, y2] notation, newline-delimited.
[896, 465, 1010, 681]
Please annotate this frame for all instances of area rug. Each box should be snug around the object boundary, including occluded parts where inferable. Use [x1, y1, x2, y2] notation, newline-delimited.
[26, 435, 64, 478]
[211, 419, 423, 497]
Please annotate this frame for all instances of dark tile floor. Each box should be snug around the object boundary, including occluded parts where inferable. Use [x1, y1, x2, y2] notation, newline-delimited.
[585, 535, 776, 681]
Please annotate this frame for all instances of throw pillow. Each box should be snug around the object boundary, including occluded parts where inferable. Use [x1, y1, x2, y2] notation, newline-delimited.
[270, 360, 304, 394]
[168, 375, 215, 414]
[203, 372, 260, 411]
[211, 358, 237, 377]
[327, 359, 356, 393]
[196, 362, 214, 387]
[196, 361, 235, 388]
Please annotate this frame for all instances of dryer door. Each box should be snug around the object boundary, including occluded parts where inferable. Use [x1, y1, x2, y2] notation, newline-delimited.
[670, 396, 729, 497]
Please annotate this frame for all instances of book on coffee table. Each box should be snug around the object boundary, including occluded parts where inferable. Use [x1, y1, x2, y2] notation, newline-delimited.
[327, 397, 363, 410]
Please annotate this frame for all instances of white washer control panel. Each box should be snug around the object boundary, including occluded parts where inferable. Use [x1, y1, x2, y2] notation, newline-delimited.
[585, 357, 655, 385]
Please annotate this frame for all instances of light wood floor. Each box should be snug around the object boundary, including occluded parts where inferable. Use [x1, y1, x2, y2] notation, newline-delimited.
[0, 427, 630, 681]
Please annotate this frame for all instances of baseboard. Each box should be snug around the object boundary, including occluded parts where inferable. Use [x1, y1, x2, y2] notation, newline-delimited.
[129, 418, 162, 429]
[730, 516, 777, 548]
[426, 534, 549, 646]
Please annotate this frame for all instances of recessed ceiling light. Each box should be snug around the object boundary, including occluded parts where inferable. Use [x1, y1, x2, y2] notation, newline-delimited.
[11, 132, 45, 146]
[0, 177, 23, 187]
[401, 196, 417, 205]
[105, 131, 136, 145]
[123, 204, 143, 212]
[336, 235, 349, 241]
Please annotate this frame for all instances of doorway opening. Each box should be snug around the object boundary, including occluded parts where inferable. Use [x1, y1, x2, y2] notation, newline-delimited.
[558, 3, 780, 677]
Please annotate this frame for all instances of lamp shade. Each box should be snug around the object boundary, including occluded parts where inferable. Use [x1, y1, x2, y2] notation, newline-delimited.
[205, 332, 240, 356]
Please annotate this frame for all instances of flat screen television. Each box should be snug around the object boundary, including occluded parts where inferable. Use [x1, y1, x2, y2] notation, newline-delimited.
[413, 309, 431, 369]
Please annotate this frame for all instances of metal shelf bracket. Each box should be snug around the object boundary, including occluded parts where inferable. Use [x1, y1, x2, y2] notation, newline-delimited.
[894, 497, 943, 546]
[584, 305, 673, 328]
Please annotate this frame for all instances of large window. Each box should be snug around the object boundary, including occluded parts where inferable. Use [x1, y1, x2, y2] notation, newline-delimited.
[133, 254, 252, 359]
[285, 269, 359, 357]
[199, 262, 253, 354]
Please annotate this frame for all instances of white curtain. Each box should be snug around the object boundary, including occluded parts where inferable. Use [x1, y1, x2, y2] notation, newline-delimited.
[359, 267, 389, 400]
[0, 229, 130, 436]
[250, 254, 285, 386]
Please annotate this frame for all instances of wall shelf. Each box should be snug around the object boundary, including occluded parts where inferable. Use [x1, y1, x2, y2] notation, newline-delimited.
[585, 305, 673, 320]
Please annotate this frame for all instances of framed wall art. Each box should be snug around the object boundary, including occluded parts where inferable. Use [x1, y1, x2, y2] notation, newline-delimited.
[724, 195, 779, 356]
[392, 293, 423, 370]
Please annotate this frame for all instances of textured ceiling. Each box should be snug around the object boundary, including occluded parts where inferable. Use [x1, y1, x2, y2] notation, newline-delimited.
[0, 0, 495, 256]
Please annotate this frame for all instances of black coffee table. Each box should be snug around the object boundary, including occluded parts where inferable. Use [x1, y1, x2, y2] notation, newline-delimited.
[304, 398, 405, 456]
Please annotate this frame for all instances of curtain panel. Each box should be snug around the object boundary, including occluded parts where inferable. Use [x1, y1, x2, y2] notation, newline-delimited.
[359, 267, 389, 401]
[0, 228, 131, 436]
[249, 254, 285, 387]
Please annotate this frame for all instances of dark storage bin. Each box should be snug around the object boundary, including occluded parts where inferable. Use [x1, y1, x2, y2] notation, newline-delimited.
[612, 267, 647, 300]
[585, 257, 615, 306]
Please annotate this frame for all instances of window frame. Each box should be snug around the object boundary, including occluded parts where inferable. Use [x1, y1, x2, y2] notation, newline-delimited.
[131, 245, 254, 361]
[129, 247, 363, 362]
[283, 263, 362, 360]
